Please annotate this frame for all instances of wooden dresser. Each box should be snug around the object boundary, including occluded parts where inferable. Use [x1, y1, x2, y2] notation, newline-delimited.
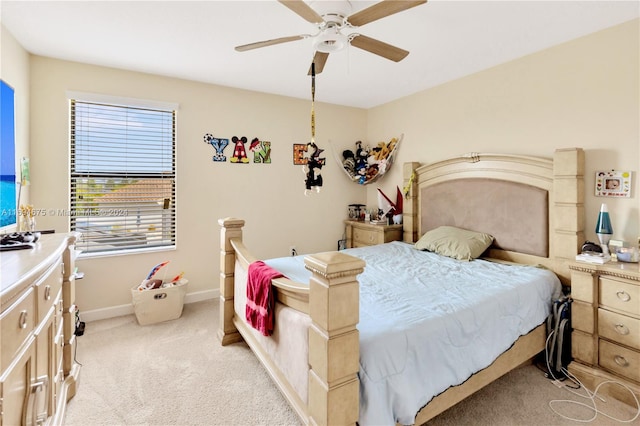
[344, 220, 403, 248]
[568, 260, 640, 406]
[1, 233, 81, 425]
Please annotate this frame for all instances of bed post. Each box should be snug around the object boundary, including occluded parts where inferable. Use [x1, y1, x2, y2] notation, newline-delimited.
[305, 252, 365, 426]
[218, 217, 244, 345]
[403, 162, 420, 243]
[552, 148, 585, 284]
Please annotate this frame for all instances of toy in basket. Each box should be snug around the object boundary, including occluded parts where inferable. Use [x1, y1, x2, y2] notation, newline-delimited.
[131, 262, 188, 325]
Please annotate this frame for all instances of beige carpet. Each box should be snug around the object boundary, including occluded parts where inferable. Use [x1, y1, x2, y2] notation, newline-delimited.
[65, 300, 639, 426]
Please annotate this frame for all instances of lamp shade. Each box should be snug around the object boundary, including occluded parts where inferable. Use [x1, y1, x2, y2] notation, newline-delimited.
[595, 203, 613, 235]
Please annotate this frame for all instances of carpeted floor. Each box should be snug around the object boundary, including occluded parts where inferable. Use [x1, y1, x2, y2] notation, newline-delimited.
[64, 300, 639, 426]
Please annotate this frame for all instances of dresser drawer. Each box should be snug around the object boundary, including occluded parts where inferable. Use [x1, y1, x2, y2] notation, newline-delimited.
[36, 259, 63, 322]
[599, 340, 640, 383]
[571, 300, 594, 333]
[353, 228, 380, 246]
[572, 329, 596, 365]
[571, 271, 595, 303]
[1, 287, 36, 372]
[600, 276, 639, 316]
[598, 309, 640, 350]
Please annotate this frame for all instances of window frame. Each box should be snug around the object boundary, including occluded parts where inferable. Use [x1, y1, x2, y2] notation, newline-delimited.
[68, 93, 178, 257]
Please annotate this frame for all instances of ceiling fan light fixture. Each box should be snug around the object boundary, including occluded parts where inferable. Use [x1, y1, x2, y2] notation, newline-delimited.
[313, 27, 347, 53]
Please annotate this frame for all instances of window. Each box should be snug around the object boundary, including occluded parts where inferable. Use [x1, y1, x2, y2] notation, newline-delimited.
[70, 98, 176, 254]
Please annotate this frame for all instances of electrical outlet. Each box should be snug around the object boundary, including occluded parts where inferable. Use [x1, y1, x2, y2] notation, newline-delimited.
[290, 246, 297, 257]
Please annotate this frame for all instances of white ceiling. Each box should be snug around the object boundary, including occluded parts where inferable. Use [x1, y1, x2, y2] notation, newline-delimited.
[1, 1, 638, 108]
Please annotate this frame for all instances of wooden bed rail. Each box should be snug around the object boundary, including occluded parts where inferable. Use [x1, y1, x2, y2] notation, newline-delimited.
[229, 237, 311, 313]
[218, 217, 365, 425]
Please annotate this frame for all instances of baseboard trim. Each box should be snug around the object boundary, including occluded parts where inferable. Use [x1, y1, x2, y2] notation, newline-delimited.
[79, 289, 219, 322]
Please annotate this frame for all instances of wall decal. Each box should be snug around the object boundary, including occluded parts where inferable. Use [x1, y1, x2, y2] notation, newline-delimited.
[203, 134, 229, 162]
[250, 138, 272, 163]
[230, 136, 249, 164]
[293, 143, 308, 165]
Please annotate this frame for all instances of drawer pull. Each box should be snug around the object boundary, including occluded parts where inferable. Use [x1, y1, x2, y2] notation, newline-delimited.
[44, 285, 51, 300]
[19, 310, 28, 329]
[614, 323, 630, 335]
[614, 355, 629, 367]
[616, 291, 631, 302]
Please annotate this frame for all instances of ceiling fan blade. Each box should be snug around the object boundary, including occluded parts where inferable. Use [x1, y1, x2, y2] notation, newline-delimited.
[350, 34, 409, 62]
[348, 0, 427, 27]
[308, 52, 329, 75]
[235, 35, 306, 52]
[278, 0, 324, 24]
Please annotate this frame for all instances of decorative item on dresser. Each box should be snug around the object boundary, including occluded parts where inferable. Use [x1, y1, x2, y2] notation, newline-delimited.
[594, 203, 614, 255]
[0, 232, 81, 425]
[568, 260, 640, 406]
[343, 220, 402, 248]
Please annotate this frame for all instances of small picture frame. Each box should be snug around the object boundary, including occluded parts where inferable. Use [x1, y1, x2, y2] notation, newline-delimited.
[595, 170, 631, 197]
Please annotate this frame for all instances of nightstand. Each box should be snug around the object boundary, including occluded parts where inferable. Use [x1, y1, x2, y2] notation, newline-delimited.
[568, 260, 640, 406]
[344, 220, 403, 248]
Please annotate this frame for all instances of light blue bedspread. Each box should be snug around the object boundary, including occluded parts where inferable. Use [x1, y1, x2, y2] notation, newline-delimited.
[266, 241, 561, 425]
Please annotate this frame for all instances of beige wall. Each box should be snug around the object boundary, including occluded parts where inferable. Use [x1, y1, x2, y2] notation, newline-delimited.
[0, 25, 30, 220]
[368, 19, 639, 246]
[28, 57, 367, 313]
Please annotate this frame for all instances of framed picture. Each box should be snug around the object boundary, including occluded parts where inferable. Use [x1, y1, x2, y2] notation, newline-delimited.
[595, 170, 631, 197]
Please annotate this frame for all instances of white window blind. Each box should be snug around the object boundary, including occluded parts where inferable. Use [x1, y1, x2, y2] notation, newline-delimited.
[70, 99, 176, 254]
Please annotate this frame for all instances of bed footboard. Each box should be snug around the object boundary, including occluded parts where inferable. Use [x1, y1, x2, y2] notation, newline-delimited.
[218, 218, 365, 425]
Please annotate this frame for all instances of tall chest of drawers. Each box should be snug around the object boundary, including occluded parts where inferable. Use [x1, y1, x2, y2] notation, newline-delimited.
[0, 233, 81, 425]
[568, 261, 640, 406]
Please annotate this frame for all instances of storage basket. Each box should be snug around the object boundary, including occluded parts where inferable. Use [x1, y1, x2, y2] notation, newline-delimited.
[131, 279, 188, 325]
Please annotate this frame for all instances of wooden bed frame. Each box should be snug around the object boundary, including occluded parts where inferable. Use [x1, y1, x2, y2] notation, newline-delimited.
[218, 148, 584, 425]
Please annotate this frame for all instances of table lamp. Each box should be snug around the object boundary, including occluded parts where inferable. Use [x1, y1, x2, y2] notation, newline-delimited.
[595, 203, 613, 255]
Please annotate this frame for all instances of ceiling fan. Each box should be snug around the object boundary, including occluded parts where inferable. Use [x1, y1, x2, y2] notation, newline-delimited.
[235, 0, 427, 74]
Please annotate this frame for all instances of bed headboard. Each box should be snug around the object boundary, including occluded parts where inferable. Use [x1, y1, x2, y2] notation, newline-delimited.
[402, 149, 585, 284]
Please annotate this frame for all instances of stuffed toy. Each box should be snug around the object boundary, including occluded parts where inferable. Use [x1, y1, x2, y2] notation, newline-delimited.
[354, 141, 370, 177]
[304, 142, 326, 194]
[371, 137, 398, 162]
[371, 141, 389, 161]
[342, 150, 356, 178]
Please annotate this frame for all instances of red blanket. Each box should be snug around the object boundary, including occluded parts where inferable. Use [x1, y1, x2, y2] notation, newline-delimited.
[246, 261, 284, 336]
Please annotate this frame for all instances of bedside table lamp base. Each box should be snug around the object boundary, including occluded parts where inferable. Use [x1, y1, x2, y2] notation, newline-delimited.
[595, 203, 613, 255]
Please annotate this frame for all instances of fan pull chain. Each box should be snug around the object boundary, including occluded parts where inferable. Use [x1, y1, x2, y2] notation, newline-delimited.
[310, 62, 315, 144]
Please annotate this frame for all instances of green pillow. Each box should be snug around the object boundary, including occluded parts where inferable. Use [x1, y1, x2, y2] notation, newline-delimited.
[415, 226, 494, 261]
